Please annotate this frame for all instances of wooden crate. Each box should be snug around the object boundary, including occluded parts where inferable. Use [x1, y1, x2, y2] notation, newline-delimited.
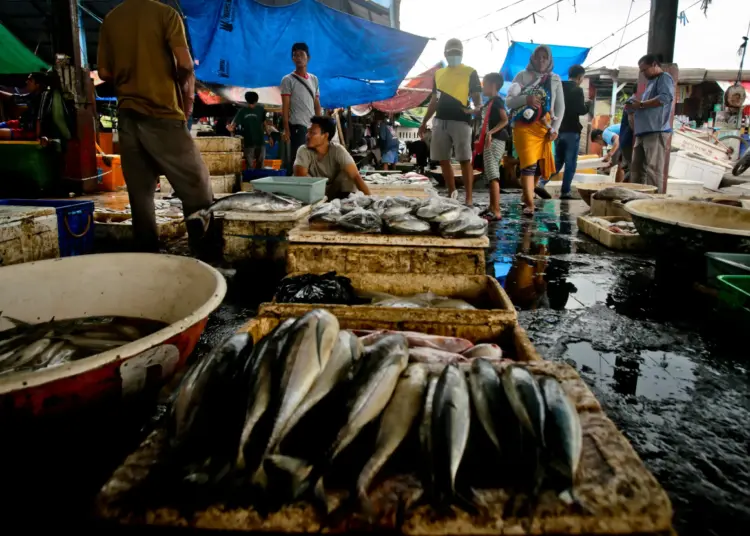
[194, 136, 242, 153]
[263, 272, 517, 329]
[287, 224, 488, 275]
[94, 338, 672, 534]
[201, 151, 243, 175]
[577, 215, 644, 251]
[219, 203, 318, 263]
[590, 198, 629, 218]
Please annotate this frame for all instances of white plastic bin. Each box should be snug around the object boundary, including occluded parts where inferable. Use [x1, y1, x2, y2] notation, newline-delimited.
[668, 152, 724, 190]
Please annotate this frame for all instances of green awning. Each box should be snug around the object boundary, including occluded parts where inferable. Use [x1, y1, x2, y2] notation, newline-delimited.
[0, 22, 49, 75]
[396, 117, 421, 129]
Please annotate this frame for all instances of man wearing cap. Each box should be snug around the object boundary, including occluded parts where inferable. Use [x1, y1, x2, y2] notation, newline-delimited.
[418, 39, 482, 204]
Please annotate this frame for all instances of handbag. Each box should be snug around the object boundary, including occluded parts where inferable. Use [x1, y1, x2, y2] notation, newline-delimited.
[472, 99, 494, 171]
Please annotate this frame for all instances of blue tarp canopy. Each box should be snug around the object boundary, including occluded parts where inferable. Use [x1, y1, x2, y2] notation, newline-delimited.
[180, 0, 428, 108]
[498, 41, 590, 95]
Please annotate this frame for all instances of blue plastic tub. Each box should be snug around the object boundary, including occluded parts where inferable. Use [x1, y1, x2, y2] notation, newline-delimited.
[243, 169, 287, 181]
[0, 199, 95, 256]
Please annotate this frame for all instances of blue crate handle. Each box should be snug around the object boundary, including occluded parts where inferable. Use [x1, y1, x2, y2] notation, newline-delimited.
[64, 213, 92, 238]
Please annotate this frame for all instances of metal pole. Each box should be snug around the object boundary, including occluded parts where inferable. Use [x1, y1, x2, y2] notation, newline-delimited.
[610, 80, 618, 123]
[647, 0, 679, 62]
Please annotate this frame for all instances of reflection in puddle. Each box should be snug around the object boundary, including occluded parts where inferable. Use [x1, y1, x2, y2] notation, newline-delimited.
[563, 342, 696, 402]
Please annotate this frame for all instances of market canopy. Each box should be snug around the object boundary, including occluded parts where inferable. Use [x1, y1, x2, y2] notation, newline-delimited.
[499, 41, 590, 94]
[371, 63, 441, 114]
[0, 22, 49, 75]
[180, 0, 428, 109]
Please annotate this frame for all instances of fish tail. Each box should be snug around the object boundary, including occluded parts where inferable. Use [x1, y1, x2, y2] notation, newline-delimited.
[312, 477, 333, 514]
[251, 464, 268, 490]
[454, 490, 480, 516]
[559, 488, 590, 514]
[186, 209, 212, 233]
[263, 455, 314, 500]
[357, 491, 376, 522]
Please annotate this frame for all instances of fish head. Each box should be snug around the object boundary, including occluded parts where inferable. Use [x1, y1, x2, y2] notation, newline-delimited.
[185, 209, 212, 234]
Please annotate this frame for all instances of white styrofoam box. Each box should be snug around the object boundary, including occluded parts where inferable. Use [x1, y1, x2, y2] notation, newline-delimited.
[0, 206, 60, 266]
[668, 152, 724, 190]
[573, 173, 614, 184]
[544, 182, 581, 199]
[574, 157, 608, 170]
[667, 179, 703, 197]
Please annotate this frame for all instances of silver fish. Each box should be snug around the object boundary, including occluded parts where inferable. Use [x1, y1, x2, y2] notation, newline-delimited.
[409, 347, 466, 364]
[188, 192, 303, 231]
[45, 345, 77, 367]
[432, 363, 471, 504]
[31, 340, 67, 368]
[467, 358, 503, 452]
[357, 364, 428, 514]
[309, 203, 341, 224]
[6, 337, 53, 370]
[431, 298, 476, 310]
[592, 187, 652, 203]
[462, 343, 503, 360]
[501, 365, 546, 446]
[276, 330, 363, 446]
[383, 214, 431, 235]
[382, 205, 414, 219]
[419, 374, 439, 490]
[337, 208, 382, 233]
[253, 311, 338, 486]
[415, 197, 461, 221]
[539, 377, 582, 488]
[314, 334, 409, 504]
[432, 205, 467, 224]
[360, 330, 473, 354]
[439, 215, 488, 238]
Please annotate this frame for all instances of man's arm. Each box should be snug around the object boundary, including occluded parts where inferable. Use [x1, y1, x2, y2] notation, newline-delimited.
[165, 10, 195, 119]
[281, 87, 291, 143]
[418, 93, 438, 139]
[572, 87, 588, 116]
[314, 95, 322, 116]
[97, 22, 113, 83]
[345, 163, 371, 195]
[294, 164, 309, 176]
[609, 134, 620, 155]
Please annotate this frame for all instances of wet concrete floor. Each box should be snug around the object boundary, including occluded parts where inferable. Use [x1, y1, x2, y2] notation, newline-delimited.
[2, 190, 748, 535]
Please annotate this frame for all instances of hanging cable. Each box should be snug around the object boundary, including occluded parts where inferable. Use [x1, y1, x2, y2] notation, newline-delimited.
[589, 10, 649, 49]
[461, 0, 565, 43]
[611, 0, 635, 67]
[585, 32, 647, 67]
[431, 0, 534, 39]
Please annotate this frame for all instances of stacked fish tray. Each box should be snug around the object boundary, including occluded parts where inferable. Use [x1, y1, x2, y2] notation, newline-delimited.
[220, 202, 322, 263]
[94, 312, 674, 535]
[195, 136, 243, 181]
[286, 222, 488, 275]
[0, 205, 60, 266]
[262, 272, 518, 336]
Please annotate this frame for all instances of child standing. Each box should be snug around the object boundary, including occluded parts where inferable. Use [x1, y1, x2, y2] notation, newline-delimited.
[481, 73, 509, 220]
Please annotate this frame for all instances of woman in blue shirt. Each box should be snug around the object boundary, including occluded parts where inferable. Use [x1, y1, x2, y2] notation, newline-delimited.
[375, 113, 401, 170]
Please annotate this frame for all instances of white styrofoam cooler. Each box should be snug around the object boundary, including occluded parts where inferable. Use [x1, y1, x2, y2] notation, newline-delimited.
[668, 152, 724, 190]
[667, 179, 703, 197]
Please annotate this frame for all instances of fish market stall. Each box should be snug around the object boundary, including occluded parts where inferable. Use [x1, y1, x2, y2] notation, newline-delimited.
[577, 215, 644, 251]
[262, 272, 517, 335]
[0, 253, 226, 415]
[205, 192, 324, 263]
[94, 310, 673, 535]
[287, 222, 488, 275]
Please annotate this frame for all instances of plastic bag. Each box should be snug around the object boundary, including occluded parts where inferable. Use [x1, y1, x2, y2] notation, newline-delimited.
[309, 202, 341, 224]
[275, 272, 358, 304]
[438, 214, 488, 238]
[337, 207, 382, 233]
[383, 214, 431, 235]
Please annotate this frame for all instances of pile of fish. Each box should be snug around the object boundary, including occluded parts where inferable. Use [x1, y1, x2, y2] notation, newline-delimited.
[363, 172, 433, 185]
[368, 291, 476, 310]
[588, 217, 638, 235]
[187, 192, 303, 232]
[275, 272, 360, 305]
[0, 315, 167, 376]
[159, 310, 582, 522]
[309, 193, 488, 238]
[591, 187, 653, 204]
[95, 199, 183, 225]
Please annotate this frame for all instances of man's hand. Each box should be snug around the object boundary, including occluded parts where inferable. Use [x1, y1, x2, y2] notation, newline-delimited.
[526, 95, 542, 107]
[602, 154, 611, 163]
[548, 130, 558, 142]
[418, 124, 427, 140]
[227, 123, 236, 133]
[625, 99, 641, 111]
[282, 131, 290, 143]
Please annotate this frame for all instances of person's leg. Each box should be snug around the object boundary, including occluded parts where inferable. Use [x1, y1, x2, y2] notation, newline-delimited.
[554, 134, 567, 181]
[118, 112, 161, 252]
[430, 119, 456, 195]
[255, 145, 266, 170]
[485, 139, 504, 219]
[136, 114, 213, 254]
[243, 145, 254, 169]
[630, 138, 645, 184]
[653, 133, 669, 193]
[520, 164, 537, 213]
[641, 134, 666, 190]
[560, 132, 580, 197]
[452, 120, 474, 204]
[621, 146, 633, 183]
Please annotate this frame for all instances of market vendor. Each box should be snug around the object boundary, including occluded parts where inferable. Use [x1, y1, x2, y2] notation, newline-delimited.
[0, 72, 70, 143]
[294, 115, 371, 200]
[591, 123, 622, 178]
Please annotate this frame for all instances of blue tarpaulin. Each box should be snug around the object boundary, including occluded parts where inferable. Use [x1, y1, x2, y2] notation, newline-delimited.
[180, 0, 428, 108]
[498, 41, 590, 96]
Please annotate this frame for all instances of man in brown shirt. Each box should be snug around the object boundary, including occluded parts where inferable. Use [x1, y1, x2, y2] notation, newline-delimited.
[98, 0, 212, 253]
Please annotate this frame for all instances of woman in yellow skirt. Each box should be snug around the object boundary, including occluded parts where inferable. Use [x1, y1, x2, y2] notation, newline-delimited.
[506, 45, 565, 216]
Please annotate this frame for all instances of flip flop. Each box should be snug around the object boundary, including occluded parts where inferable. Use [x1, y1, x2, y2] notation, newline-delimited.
[522, 207, 535, 217]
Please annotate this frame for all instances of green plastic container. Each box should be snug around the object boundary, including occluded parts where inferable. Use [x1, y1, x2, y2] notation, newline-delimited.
[717, 275, 750, 312]
[706, 253, 750, 287]
[251, 176, 328, 204]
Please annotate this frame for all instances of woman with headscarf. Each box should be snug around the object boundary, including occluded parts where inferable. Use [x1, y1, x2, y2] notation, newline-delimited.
[506, 45, 565, 216]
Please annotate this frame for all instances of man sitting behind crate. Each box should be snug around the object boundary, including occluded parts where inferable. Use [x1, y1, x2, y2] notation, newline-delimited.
[294, 115, 371, 200]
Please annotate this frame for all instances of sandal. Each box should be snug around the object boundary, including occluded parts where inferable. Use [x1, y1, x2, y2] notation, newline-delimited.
[522, 207, 535, 217]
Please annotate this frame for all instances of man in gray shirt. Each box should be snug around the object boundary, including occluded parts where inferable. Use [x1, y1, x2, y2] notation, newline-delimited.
[281, 42, 322, 173]
[627, 53, 675, 192]
[294, 116, 370, 200]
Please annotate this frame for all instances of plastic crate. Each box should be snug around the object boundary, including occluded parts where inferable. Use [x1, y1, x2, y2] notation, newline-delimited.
[242, 169, 287, 181]
[717, 275, 750, 309]
[0, 198, 95, 257]
[251, 176, 328, 204]
[263, 159, 282, 170]
[706, 252, 750, 285]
